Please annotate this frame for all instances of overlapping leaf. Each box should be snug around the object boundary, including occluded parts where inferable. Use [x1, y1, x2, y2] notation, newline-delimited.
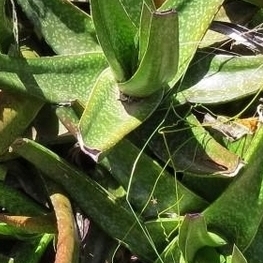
[174, 54, 263, 105]
[204, 125, 263, 250]
[16, 0, 101, 54]
[78, 68, 163, 160]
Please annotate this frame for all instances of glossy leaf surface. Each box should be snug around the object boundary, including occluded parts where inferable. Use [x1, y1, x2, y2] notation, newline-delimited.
[78, 68, 163, 160]
[175, 54, 263, 105]
[91, 0, 137, 81]
[135, 109, 242, 176]
[118, 4, 179, 97]
[179, 214, 226, 263]
[0, 52, 108, 103]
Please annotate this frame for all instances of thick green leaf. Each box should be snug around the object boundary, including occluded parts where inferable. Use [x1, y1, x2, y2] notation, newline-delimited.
[101, 139, 208, 218]
[174, 54, 263, 105]
[78, 68, 163, 160]
[179, 214, 226, 263]
[204, 126, 263, 250]
[16, 0, 101, 54]
[119, 4, 179, 97]
[91, 0, 137, 81]
[0, 52, 107, 103]
[11, 138, 166, 261]
[135, 109, 243, 176]
[159, 0, 224, 86]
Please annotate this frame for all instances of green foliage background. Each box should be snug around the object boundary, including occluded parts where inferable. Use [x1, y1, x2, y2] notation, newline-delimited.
[0, 0, 263, 262]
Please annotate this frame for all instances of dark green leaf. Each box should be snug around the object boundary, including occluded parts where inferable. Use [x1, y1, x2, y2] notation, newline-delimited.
[0, 0, 12, 53]
[101, 139, 208, 218]
[91, 0, 137, 81]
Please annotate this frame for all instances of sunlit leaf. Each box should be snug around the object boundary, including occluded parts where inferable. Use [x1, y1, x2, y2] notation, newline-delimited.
[179, 213, 226, 263]
[0, 91, 43, 154]
[78, 68, 163, 160]
[174, 54, 263, 105]
[0, 52, 108, 104]
[91, 0, 137, 81]
[159, 0, 225, 86]
[16, 0, 101, 54]
[119, 4, 179, 97]
[204, 126, 263, 249]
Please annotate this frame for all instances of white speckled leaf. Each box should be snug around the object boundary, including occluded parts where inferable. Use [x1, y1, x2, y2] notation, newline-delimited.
[16, 0, 101, 54]
[159, 0, 225, 87]
[120, 0, 155, 27]
[0, 52, 108, 104]
[91, 0, 137, 82]
[118, 5, 179, 97]
[174, 54, 263, 105]
[78, 68, 163, 160]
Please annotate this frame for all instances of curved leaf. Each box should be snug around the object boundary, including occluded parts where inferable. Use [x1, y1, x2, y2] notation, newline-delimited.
[135, 109, 243, 176]
[204, 126, 263, 250]
[16, 0, 101, 54]
[91, 0, 137, 81]
[119, 4, 179, 97]
[179, 214, 226, 263]
[78, 68, 163, 161]
[0, 52, 108, 103]
[48, 185, 79, 263]
[174, 54, 263, 105]
[11, 138, 164, 261]
[159, 0, 224, 87]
